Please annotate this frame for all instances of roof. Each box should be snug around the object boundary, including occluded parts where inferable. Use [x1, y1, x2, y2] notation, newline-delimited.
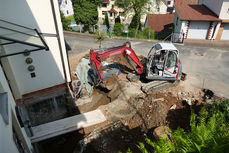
[103, 0, 110, 3]
[146, 14, 174, 32]
[174, 0, 198, 6]
[155, 43, 178, 51]
[176, 5, 221, 21]
[109, 8, 118, 14]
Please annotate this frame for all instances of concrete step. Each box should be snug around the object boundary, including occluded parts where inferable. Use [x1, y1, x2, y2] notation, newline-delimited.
[30, 109, 106, 143]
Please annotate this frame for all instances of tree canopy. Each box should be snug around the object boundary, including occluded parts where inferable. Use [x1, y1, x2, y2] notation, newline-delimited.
[115, 0, 160, 30]
[72, 0, 102, 29]
[60, 12, 70, 30]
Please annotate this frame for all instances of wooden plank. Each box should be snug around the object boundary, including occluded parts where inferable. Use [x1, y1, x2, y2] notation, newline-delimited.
[30, 109, 106, 143]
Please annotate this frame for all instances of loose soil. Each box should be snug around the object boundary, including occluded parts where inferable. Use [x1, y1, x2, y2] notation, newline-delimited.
[38, 51, 222, 153]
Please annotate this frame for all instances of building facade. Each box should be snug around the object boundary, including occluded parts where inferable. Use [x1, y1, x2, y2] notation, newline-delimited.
[201, 0, 229, 40]
[0, 0, 71, 152]
[58, 0, 74, 17]
[97, 0, 168, 26]
[174, 0, 229, 40]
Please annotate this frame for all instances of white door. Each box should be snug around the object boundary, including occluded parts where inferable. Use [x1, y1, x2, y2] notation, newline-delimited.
[187, 21, 210, 39]
[221, 24, 229, 40]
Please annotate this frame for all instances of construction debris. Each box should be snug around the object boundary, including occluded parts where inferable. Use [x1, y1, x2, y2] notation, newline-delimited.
[64, 50, 223, 153]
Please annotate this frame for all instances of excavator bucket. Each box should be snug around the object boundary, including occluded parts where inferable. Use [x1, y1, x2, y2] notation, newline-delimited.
[75, 57, 121, 94]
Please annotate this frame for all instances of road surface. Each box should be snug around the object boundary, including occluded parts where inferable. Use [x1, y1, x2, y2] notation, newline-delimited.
[65, 33, 229, 98]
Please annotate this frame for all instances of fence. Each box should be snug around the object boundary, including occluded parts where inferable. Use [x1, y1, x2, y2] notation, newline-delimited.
[68, 23, 184, 43]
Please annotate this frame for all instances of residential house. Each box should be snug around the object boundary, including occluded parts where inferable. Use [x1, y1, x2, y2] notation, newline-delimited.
[174, 0, 229, 40]
[174, 4, 221, 40]
[144, 14, 174, 34]
[58, 0, 74, 17]
[97, 0, 168, 26]
[0, 0, 71, 152]
[98, 0, 129, 25]
[200, 0, 229, 40]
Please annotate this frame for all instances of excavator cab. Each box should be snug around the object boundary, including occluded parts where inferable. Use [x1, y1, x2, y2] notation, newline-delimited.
[145, 43, 182, 81]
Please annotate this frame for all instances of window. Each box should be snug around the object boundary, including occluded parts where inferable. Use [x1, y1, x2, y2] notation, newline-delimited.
[102, 11, 107, 15]
[167, 1, 171, 5]
[65, 0, 67, 4]
[157, 7, 160, 12]
[0, 92, 8, 125]
[67, 10, 69, 14]
[110, 12, 112, 17]
[102, 3, 107, 7]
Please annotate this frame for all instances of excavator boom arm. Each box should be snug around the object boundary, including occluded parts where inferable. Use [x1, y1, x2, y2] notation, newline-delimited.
[89, 43, 143, 84]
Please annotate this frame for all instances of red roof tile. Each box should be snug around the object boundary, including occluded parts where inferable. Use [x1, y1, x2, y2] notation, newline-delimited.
[146, 14, 174, 32]
[104, 0, 110, 3]
[174, 0, 198, 6]
[109, 8, 118, 14]
[176, 5, 221, 21]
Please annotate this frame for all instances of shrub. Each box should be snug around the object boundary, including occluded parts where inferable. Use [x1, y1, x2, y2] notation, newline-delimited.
[94, 31, 106, 48]
[113, 23, 125, 36]
[128, 28, 137, 37]
[143, 27, 155, 39]
[60, 12, 70, 30]
[128, 101, 229, 153]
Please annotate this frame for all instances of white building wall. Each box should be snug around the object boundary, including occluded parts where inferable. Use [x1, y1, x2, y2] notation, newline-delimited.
[98, 0, 168, 25]
[0, 66, 33, 153]
[59, 0, 74, 17]
[98, 1, 130, 25]
[0, 0, 70, 99]
[219, 1, 229, 19]
[141, 0, 167, 23]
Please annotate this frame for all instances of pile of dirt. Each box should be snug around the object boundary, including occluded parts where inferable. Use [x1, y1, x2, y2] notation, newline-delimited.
[68, 51, 216, 153]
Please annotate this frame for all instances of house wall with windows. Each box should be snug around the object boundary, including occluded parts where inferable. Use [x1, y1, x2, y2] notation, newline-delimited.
[98, 0, 168, 26]
[0, 0, 71, 100]
[59, 0, 74, 17]
[98, 0, 131, 25]
[0, 66, 33, 153]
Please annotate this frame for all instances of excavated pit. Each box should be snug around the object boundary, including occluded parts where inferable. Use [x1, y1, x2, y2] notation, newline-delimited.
[36, 52, 227, 153]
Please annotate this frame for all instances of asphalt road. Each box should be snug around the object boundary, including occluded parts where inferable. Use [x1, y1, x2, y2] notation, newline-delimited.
[65, 33, 229, 98]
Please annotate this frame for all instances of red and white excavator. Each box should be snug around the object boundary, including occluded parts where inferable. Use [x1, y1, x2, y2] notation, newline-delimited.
[88, 42, 182, 86]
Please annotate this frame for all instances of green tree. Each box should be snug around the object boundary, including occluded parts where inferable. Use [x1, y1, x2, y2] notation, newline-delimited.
[113, 23, 125, 36]
[72, 0, 102, 31]
[103, 12, 110, 31]
[115, 0, 154, 34]
[115, 0, 161, 36]
[94, 31, 106, 48]
[60, 12, 70, 31]
[143, 27, 154, 39]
